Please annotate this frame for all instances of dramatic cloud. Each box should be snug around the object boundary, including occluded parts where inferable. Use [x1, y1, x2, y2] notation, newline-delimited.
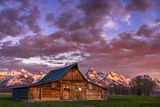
[0, 0, 41, 40]
[45, 0, 124, 44]
[78, 18, 160, 77]
[126, 0, 152, 12]
[0, 0, 160, 78]
[0, 56, 53, 74]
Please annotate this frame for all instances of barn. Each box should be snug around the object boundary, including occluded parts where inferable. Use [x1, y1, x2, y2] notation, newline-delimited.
[12, 63, 107, 102]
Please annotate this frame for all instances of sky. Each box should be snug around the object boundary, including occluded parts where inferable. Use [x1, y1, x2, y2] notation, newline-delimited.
[0, 0, 160, 78]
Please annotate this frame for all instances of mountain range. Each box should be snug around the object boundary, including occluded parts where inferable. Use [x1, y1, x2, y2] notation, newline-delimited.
[85, 68, 160, 91]
[0, 69, 45, 87]
[0, 68, 160, 92]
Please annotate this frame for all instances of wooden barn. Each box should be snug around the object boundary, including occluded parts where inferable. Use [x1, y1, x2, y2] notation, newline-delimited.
[12, 63, 107, 102]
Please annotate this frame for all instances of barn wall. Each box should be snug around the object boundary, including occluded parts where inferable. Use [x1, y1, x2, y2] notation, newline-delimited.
[12, 88, 28, 101]
[28, 82, 60, 101]
[86, 82, 106, 100]
[60, 81, 86, 100]
[41, 82, 60, 101]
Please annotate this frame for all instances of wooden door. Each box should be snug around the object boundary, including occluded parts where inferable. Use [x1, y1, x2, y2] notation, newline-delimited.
[77, 87, 85, 100]
[32, 87, 40, 100]
[63, 86, 70, 100]
[101, 89, 106, 100]
[71, 86, 85, 100]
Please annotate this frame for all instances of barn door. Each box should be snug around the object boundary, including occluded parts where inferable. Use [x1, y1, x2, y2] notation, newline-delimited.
[63, 86, 70, 100]
[77, 87, 85, 100]
[32, 87, 41, 101]
[72, 86, 85, 100]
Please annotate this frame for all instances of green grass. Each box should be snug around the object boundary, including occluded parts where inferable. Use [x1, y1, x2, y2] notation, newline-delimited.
[0, 93, 160, 107]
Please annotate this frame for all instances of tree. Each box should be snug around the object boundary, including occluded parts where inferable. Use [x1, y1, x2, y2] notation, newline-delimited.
[129, 75, 156, 96]
[108, 84, 130, 95]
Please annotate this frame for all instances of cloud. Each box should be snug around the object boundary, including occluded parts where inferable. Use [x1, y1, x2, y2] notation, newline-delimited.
[0, 8, 25, 38]
[0, 0, 41, 40]
[104, 18, 119, 29]
[0, 56, 53, 74]
[136, 24, 155, 37]
[45, 0, 124, 45]
[45, 13, 54, 26]
[80, 19, 160, 77]
[121, 14, 131, 25]
[0, 34, 82, 58]
[126, 0, 152, 12]
[78, 0, 113, 27]
[0, 0, 160, 78]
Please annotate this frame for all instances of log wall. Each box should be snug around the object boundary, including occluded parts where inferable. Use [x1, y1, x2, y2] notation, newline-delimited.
[12, 88, 28, 101]
[28, 82, 60, 101]
[86, 82, 106, 100]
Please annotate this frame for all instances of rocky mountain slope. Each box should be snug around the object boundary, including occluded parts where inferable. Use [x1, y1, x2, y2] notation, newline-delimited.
[154, 78, 160, 92]
[85, 68, 131, 87]
[0, 69, 45, 87]
[85, 68, 160, 90]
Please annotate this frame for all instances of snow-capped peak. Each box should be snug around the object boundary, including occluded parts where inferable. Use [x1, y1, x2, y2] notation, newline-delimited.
[0, 69, 46, 87]
[20, 68, 27, 73]
[106, 71, 131, 85]
[86, 69, 131, 87]
[154, 78, 160, 91]
[9, 70, 21, 76]
[86, 67, 97, 80]
[90, 67, 97, 74]
[109, 71, 117, 75]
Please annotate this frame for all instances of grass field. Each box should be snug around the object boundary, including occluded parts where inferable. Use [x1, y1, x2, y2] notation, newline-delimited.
[0, 93, 160, 107]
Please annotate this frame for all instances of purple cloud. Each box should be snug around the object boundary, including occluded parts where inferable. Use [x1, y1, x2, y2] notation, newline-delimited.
[0, 0, 160, 78]
[126, 0, 152, 12]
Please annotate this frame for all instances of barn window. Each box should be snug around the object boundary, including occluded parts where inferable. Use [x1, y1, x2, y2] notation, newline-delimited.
[64, 86, 70, 92]
[75, 87, 82, 91]
[78, 87, 82, 91]
[65, 86, 69, 89]
[75, 87, 78, 91]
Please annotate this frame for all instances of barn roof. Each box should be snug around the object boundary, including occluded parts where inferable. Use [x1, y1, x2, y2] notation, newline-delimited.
[38, 63, 77, 84]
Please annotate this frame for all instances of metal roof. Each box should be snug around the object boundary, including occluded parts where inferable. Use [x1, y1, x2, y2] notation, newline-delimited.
[38, 63, 77, 84]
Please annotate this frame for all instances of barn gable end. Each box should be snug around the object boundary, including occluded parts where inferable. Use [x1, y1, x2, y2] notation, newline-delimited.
[60, 65, 86, 81]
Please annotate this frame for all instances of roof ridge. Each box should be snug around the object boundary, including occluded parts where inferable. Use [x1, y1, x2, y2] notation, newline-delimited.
[50, 63, 77, 72]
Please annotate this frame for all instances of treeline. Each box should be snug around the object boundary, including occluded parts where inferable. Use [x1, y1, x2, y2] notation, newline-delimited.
[0, 88, 12, 93]
[108, 75, 156, 96]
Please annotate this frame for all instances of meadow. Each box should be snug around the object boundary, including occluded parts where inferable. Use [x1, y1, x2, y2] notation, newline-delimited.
[0, 93, 160, 107]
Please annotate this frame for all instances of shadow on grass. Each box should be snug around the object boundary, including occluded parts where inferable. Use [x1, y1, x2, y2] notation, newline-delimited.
[154, 96, 160, 99]
[0, 95, 21, 103]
